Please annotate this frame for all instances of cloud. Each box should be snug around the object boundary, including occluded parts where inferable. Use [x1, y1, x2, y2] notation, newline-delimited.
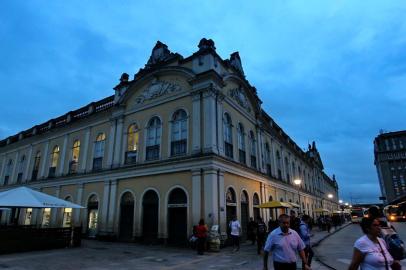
[1, 1, 406, 203]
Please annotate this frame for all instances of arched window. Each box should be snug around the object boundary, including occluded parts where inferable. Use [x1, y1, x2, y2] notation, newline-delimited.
[146, 117, 161, 161]
[49, 146, 60, 177]
[226, 188, 236, 204]
[249, 131, 257, 168]
[223, 113, 233, 158]
[70, 140, 80, 173]
[17, 155, 26, 184]
[4, 159, 13, 185]
[265, 143, 271, 176]
[237, 123, 246, 164]
[32, 151, 41, 181]
[171, 110, 187, 156]
[126, 124, 139, 164]
[93, 133, 106, 171]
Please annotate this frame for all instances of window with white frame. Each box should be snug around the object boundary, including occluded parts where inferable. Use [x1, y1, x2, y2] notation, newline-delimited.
[4, 159, 13, 185]
[93, 133, 106, 170]
[126, 124, 139, 164]
[49, 146, 60, 177]
[17, 155, 25, 183]
[249, 131, 257, 168]
[237, 123, 246, 164]
[70, 140, 80, 173]
[265, 142, 271, 176]
[171, 109, 187, 156]
[32, 151, 41, 180]
[146, 116, 161, 161]
[223, 113, 233, 159]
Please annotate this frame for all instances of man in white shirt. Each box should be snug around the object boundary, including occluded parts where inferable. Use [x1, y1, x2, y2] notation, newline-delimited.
[229, 215, 241, 252]
[263, 214, 310, 270]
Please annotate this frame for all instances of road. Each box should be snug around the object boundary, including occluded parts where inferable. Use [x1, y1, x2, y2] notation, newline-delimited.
[315, 222, 406, 269]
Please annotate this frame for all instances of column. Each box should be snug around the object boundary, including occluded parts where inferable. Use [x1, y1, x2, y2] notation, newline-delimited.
[113, 118, 124, 167]
[270, 139, 277, 177]
[257, 128, 265, 173]
[100, 180, 111, 233]
[216, 95, 224, 155]
[191, 169, 202, 225]
[74, 183, 84, 227]
[24, 145, 33, 182]
[107, 121, 117, 168]
[203, 168, 219, 226]
[106, 179, 117, 232]
[202, 89, 218, 154]
[58, 134, 69, 175]
[80, 127, 91, 172]
[39, 141, 49, 178]
[191, 92, 201, 154]
[51, 187, 61, 226]
[11, 151, 19, 184]
[218, 170, 226, 235]
[0, 154, 6, 183]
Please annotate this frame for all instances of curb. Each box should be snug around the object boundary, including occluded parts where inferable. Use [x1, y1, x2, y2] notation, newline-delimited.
[311, 222, 352, 270]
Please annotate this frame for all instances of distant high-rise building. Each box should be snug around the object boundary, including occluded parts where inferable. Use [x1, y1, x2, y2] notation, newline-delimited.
[374, 130, 406, 203]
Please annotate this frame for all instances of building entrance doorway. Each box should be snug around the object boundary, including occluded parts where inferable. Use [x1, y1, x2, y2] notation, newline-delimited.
[119, 192, 135, 241]
[142, 190, 159, 243]
[167, 188, 187, 245]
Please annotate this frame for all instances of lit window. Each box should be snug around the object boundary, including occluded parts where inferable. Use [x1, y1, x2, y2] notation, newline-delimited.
[93, 133, 106, 170]
[126, 124, 139, 164]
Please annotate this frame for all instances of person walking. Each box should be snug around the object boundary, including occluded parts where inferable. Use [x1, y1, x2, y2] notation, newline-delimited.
[256, 217, 267, 255]
[299, 215, 314, 268]
[290, 210, 301, 233]
[196, 219, 208, 255]
[229, 215, 241, 252]
[348, 217, 401, 270]
[263, 214, 310, 270]
[248, 217, 257, 245]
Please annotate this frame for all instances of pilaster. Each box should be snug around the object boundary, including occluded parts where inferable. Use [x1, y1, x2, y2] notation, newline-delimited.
[80, 127, 91, 172]
[39, 141, 49, 179]
[24, 145, 33, 182]
[203, 168, 219, 226]
[113, 118, 124, 167]
[218, 170, 227, 235]
[107, 121, 117, 168]
[58, 134, 69, 175]
[74, 183, 84, 227]
[191, 91, 202, 154]
[100, 180, 111, 233]
[106, 179, 118, 232]
[202, 89, 218, 154]
[11, 151, 19, 184]
[191, 169, 202, 225]
[51, 186, 61, 226]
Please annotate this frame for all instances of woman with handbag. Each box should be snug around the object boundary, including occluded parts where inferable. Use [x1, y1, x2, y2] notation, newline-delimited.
[348, 217, 401, 270]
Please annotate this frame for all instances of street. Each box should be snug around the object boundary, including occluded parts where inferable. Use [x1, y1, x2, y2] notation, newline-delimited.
[315, 222, 406, 269]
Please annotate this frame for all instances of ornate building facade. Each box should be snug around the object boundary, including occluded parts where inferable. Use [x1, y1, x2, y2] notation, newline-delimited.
[0, 39, 339, 242]
[374, 130, 406, 204]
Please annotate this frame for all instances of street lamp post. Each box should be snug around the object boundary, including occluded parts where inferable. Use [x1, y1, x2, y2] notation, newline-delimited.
[327, 193, 333, 212]
[293, 179, 302, 213]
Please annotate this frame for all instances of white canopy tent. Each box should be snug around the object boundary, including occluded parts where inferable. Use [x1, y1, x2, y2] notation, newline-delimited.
[0, 187, 84, 209]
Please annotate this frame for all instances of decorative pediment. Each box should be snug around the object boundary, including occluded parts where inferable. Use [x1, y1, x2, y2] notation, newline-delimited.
[135, 78, 182, 104]
[229, 87, 251, 113]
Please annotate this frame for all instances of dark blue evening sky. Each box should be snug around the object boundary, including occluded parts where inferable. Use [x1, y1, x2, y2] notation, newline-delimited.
[1, 1, 405, 204]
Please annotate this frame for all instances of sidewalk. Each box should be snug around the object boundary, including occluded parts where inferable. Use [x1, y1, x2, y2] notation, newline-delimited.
[0, 223, 351, 270]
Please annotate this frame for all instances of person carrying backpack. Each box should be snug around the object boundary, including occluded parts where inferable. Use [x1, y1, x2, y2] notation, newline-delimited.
[299, 215, 314, 268]
[256, 217, 267, 255]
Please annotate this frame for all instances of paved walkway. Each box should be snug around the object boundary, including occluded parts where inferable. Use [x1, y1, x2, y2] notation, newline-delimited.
[0, 223, 349, 270]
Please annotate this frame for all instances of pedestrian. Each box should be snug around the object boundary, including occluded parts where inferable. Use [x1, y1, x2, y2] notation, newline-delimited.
[325, 215, 332, 233]
[196, 219, 208, 255]
[256, 217, 267, 255]
[348, 217, 401, 270]
[299, 214, 314, 268]
[229, 215, 241, 252]
[248, 217, 257, 245]
[263, 214, 310, 270]
[290, 210, 301, 233]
